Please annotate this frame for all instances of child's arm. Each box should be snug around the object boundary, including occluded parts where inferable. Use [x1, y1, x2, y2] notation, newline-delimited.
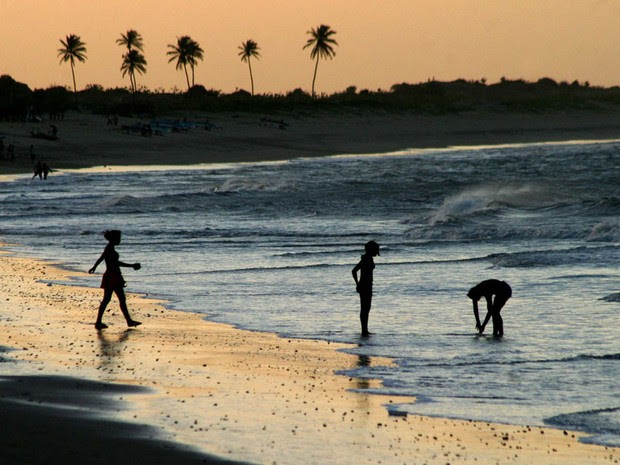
[478, 295, 494, 333]
[351, 261, 361, 291]
[472, 299, 483, 332]
[119, 261, 141, 270]
[89, 253, 105, 274]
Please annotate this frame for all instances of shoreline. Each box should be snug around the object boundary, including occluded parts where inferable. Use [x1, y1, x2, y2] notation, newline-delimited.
[2, 109, 620, 175]
[0, 245, 617, 464]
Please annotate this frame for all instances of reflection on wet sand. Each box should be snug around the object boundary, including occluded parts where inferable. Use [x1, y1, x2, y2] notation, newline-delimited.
[97, 330, 132, 376]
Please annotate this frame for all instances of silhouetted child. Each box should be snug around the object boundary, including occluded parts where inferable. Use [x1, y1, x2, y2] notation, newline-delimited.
[467, 279, 512, 337]
[352, 240, 380, 337]
[89, 230, 141, 330]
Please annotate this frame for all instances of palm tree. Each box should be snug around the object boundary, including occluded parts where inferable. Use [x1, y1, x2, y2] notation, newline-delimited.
[121, 50, 147, 92]
[238, 39, 261, 95]
[167, 36, 204, 90]
[303, 25, 338, 97]
[116, 29, 144, 52]
[57, 34, 87, 93]
[117, 29, 145, 91]
[186, 38, 204, 88]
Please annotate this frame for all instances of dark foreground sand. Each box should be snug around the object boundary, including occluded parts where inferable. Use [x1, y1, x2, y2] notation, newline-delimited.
[0, 374, 247, 465]
[0, 248, 616, 465]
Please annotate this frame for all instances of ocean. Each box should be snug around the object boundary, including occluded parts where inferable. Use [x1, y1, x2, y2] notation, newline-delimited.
[0, 140, 618, 446]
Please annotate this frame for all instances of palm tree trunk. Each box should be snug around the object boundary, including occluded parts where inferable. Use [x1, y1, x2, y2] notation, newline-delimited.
[70, 61, 77, 94]
[311, 55, 319, 97]
[248, 60, 254, 96]
[130, 72, 136, 93]
[191, 65, 195, 87]
[183, 64, 190, 90]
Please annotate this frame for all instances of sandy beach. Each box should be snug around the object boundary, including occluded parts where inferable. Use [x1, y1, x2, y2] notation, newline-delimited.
[2, 109, 620, 175]
[1, 110, 619, 464]
[0, 245, 617, 465]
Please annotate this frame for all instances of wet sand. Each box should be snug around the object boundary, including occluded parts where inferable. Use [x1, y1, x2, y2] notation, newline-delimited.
[2, 109, 620, 175]
[0, 246, 616, 464]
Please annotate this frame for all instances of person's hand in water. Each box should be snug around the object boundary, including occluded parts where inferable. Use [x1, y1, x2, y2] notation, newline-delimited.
[133, 263, 141, 270]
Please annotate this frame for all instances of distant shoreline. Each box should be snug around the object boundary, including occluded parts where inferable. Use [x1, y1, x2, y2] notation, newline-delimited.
[2, 108, 620, 176]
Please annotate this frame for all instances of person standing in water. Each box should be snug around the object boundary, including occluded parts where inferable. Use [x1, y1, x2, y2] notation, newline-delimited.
[89, 230, 142, 330]
[467, 279, 512, 337]
[352, 240, 380, 337]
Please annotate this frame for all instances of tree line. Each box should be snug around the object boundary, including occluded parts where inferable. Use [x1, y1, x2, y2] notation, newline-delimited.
[3, 72, 620, 122]
[58, 25, 337, 97]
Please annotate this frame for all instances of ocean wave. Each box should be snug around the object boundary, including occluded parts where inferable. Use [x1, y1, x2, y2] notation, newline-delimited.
[545, 407, 620, 446]
[406, 223, 590, 242]
[409, 353, 620, 369]
[100, 195, 142, 209]
[214, 178, 297, 193]
[274, 249, 360, 258]
[430, 183, 568, 225]
[586, 221, 620, 242]
[487, 245, 620, 268]
[194, 263, 335, 274]
[599, 293, 620, 302]
[583, 196, 620, 215]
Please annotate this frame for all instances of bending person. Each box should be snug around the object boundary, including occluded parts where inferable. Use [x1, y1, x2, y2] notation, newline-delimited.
[89, 230, 141, 330]
[467, 279, 512, 337]
[352, 240, 380, 337]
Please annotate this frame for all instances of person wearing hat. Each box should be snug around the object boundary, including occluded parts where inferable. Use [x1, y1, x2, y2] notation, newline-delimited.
[467, 279, 512, 337]
[352, 240, 380, 336]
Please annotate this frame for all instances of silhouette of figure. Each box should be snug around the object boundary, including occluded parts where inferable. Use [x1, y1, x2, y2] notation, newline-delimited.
[41, 162, 51, 180]
[89, 230, 142, 330]
[352, 240, 380, 337]
[32, 160, 43, 180]
[467, 279, 512, 337]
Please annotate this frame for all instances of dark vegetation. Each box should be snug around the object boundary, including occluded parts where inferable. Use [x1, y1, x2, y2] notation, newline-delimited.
[2, 74, 620, 121]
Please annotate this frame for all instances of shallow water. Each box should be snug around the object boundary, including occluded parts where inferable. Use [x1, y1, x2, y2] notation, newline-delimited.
[1, 140, 618, 445]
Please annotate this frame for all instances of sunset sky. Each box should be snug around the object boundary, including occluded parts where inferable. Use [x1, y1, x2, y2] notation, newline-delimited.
[2, 0, 619, 94]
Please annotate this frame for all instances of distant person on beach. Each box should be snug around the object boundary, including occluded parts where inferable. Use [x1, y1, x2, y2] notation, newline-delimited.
[89, 230, 142, 330]
[32, 161, 43, 180]
[352, 240, 380, 337]
[467, 279, 512, 337]
[32, 161, 52, 180]
[41, 162, 51, 180]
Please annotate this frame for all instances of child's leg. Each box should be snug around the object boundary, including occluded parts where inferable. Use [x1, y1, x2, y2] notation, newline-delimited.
[114, 288, 131, 323]
[496, 312, 503, 336]
[114, 288, 141, 327]
[360, 291, 372, 335]
[96, 289, 113, 326]
[491, 311, 503, 336]
[491, 293, 509, 336]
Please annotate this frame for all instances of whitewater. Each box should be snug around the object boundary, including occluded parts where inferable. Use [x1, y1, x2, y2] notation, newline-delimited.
[0, 140, 618, 446]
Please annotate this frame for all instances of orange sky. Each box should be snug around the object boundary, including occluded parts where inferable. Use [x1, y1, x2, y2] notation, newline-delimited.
[1, 0, 619, 94]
